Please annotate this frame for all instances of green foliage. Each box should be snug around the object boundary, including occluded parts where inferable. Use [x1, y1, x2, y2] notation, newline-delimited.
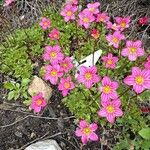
[138, 128, 150, 140]
[63, 86, 100, 122]
[0, 0, 3, 5]
[1, 46, 33, 78]
[4, 78, 30, 101]
[1, 5, 150, 149]
[1, 24, 45, 79]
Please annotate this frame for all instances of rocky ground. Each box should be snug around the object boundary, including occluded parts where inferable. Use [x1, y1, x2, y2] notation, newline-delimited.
[0, 0, 150, 150]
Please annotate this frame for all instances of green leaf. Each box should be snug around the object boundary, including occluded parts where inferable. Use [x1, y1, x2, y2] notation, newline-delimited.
[21, 78, 30, 86]
[4, 82, 15, 90]
[23, 98, 32, 106]
[139, 128, 150, 140]
[0, 0, 3, 5]
[8, 91, 15, 100]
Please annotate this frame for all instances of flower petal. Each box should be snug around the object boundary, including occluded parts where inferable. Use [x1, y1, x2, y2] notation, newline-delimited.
[90, 123, 98, 131]
[75, 129, 82, 137]
[89, 133, 98, 141]
[79, 120, 88, 128]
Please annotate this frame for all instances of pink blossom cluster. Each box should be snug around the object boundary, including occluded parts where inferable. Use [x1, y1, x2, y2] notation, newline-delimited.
[43, 45, 75, 96]
[98, 76, 123, 123]
[40, 20, 75, 96]
[78, 2, 100, 28]
[38, 1, 150, 145]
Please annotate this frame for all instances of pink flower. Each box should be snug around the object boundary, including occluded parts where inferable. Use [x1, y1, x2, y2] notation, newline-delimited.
[69, 0, 78, 5]
[60, 4, 78, 22]
[98, 99, 123, 123]
[3, 0, 14, 6]
[121, 40, 145, 61]
[115, 16, 131, 31]
[138, 17, 149, 26]
[43, 45, 64, 63]
[30, 93, 46, 113]
[59, 57, 73, 73]
[78, 10, 95, 29]
[91, 28, 100, 39]
[44, 64, 63, 85]
[39, 17, 51, 30]
[96, 12, 110, 23]
[99, 76, 119, 102]
[124, 67, 150, 94]
[85, 2, 100, 14]
[144, 55, 150, 70]
[58, 76, 75, 96]
[75, 120, 98, 144]
[77, 66, 100, 89]
[102, 53, 119, 69]
[106, 21, 120, 31]
[48, 28, 60, 40]
[106, 31, 125, 48]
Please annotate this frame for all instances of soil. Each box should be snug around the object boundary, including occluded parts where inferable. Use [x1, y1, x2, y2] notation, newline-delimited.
[0, 86, 108, 150]
[0, 0, 150, 150]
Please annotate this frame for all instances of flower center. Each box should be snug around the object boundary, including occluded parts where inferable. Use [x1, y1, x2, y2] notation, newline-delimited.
[67, 11, 73, 17]
[103, 85, 111, 94]
[83, 127, 91, 135]
[62, 63, 68, 68]
[83, 17, 89, 23]
[89, 8, 95, 12]
[112, 37, 119, 43]
[36, 99, 43, 106]
[120, 22, 126, 28]
[106, 105, 115, 113]
[64, 82, 71, 89]
[92, 31, 99, 39]
[43, 21, 48, 26]
[50, 70, 57, 77]
[135, 76, 144, 85]
[72, 0, 76, 4]
[107, 59, 113, 65]
[85, 72, 92, 80]
[53, 33, 58, 38]
[130, 47, 136, 54]
[50, 52, 57, 58]
[99, 16, 104, 22]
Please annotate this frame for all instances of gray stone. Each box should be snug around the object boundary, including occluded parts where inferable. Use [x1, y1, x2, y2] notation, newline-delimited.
[28, 76, 52, 101]
[25, 140, 62, 150]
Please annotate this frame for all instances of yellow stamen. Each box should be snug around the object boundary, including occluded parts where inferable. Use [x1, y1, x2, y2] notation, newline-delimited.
[50, 70, 57, 77]
[106, 105, 115, 113]
[85, 73, 92, 80]
[67, 11, 72, 17]
[112, 37, 119, 43]
[135, 76, 144, 85]
[83, 17, 89, 23]
[36, 99, 43, 106]
[107, 59, 113, 65]
[43, 22, 48, 26]
[103, 86, 111, 94]
[53, 34, 58, 38]
[64, 82, 71, 89]
[50, 52, 57, 58]
[89, 8, 95, 12]
[62, 63, 68, 68]
[83, 127, 91, 135]
[99, 17, 104, 22]
[120, 22, 126, 28]
[130, 47, 136, 54]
